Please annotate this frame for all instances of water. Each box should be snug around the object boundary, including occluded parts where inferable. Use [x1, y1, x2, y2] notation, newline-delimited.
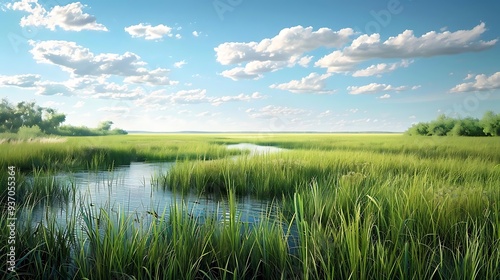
[226, 143, 285, 155]
[24, 144, 286, 230]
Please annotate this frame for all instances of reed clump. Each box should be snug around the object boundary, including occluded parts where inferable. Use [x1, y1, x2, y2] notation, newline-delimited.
[2, 134, 499, 279]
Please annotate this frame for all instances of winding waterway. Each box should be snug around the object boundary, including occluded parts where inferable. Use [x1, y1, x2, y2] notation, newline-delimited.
[25, 144, 287, 230]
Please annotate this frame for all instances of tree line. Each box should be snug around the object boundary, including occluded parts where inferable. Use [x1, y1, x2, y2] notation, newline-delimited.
[405, 111, 500, 136]
[0, 98, 127, 137]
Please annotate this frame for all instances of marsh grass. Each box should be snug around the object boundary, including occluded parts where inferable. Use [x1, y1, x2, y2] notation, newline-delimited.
[2, 134, 499, 279]
[0, 134, 243, 171]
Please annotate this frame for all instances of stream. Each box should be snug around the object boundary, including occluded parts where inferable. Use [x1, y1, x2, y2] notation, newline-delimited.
[23, 144, 288, 231]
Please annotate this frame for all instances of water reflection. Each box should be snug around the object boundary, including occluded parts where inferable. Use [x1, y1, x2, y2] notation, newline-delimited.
[226, 143, 285, 155]
[26, 161, 277, 229]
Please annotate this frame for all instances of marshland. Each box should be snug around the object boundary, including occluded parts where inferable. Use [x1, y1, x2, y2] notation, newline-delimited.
[1, 134, 499, 279]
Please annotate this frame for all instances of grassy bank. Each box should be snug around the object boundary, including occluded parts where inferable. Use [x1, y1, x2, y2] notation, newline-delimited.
[1, 134, 499, 279]
[0, 134, 244, 171]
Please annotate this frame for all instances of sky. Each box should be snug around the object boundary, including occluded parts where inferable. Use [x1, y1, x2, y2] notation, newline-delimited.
[1, 0, 499, 132]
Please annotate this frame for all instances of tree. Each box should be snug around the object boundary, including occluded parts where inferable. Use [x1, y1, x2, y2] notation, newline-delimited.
[0, 99, 15, 132]
[428, 114, 455, 136]
[98, 121, 113, 131]
[480, 111, 500, 136]
[0, 98, 127, 137]
[405, 114, 492, 137]
[40, 108, 66, 134]
[0, 99, 66, 134]
[405, 122, 429, 136]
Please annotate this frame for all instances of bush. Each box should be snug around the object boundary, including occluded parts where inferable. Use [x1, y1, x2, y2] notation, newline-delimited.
[17, 125, 45, 139]
[406, 113, 496, 137]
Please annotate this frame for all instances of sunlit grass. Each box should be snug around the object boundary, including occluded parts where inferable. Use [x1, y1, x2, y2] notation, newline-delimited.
[1, 134, 499, 279]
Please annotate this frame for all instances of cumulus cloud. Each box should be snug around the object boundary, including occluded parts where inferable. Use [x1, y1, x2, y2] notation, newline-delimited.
[0, 73, 150, 99]
[378, 94, 391, 99]
[347, 83, 416, 95]
[316, 23, 497, 73]
[124, 23, 174, 40]
[5, 0, 107, 31]
[269, 73, 335, 94]
[98, 106, 131, 114]
[0, 74, 40, 87]
[0, 74, 73, 96]
[211, 92, 265, 106]
[174, 60, 187, 68]
[246, 105, 308, 119]
[29, 40, 175, 85]
[73, 101, 85, 108]
[136, 89, 265, 109]
[220, 60, 289, 81]
[35, 81, 73, 96]
[192, 31, 200, 37]
[450, 72, 500, 92]
[215, 25, 354, 80]
[352, 60, 412, 77]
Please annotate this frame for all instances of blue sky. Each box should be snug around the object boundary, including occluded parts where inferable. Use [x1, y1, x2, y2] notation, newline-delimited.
[1, 0, 499, 132]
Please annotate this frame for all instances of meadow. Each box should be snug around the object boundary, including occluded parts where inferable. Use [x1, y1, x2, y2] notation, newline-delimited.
[1, 134, 499, 279]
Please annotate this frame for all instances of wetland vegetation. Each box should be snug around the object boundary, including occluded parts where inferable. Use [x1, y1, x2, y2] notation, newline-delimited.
[1, 134, 499, 279]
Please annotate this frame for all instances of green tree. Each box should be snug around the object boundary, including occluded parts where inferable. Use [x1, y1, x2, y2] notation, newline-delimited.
[98, 121, 113, 131]
[428, 114, 455, 136]
[480, 111, 500, 136]
[0, 99, 15, 132]
[40, 108, 66, 134]
[0, 98, 127, 137]
[405, 122, 429, 136]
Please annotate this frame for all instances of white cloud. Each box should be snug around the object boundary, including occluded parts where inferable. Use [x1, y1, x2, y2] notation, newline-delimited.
[0, 74, 73, 96]
[124, 23, 173, 40]
[174, 60, 187, 68]
[73, 101, 85, 108]
[211, 92, 265, 106]
[136, 89, 265, 109]
[270, 73, 335, 94]
[378, 94, 391, 99]
[98, 106, 131, 114]
[352, 60, 412, 77]
[42, 101, 64, 107]
[316, 23, 497, 73]
[347, 83, 415, 95]
[35, 81, 73, 96]
[175, 34, 182, 39]
[192, 31, 200, 37]
[298, 56, 313, 67]
[450, 72, 500, 92]
[246, 105, 308, 119]
[6, 0, 107, 31]
[215, 25, 354, 79]
[29, 40, 175, 85]
[318, 110, 332, 118]
[220, 60, 289, 81]
[0, 73, 150, 99]
[196, 111, 219, 117]
[464, 73, 475, 80]
[0, 74, 40, 87]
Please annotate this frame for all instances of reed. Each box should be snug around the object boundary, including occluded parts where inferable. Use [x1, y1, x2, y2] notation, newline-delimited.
[2, 134, 499, 279]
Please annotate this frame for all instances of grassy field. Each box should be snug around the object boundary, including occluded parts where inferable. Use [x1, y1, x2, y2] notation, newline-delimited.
[1, 134, 499, 279]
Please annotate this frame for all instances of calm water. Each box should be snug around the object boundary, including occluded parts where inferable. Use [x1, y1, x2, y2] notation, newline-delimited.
[24, 144, 286, 230]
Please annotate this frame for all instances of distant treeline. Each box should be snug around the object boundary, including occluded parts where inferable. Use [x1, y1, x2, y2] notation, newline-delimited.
[406, 111, 500, 136]
[0, 98, 127, 138]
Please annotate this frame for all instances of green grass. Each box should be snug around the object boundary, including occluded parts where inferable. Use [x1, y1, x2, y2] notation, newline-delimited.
[1, 134, 499, 279]
[0, 134, 244, 171]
